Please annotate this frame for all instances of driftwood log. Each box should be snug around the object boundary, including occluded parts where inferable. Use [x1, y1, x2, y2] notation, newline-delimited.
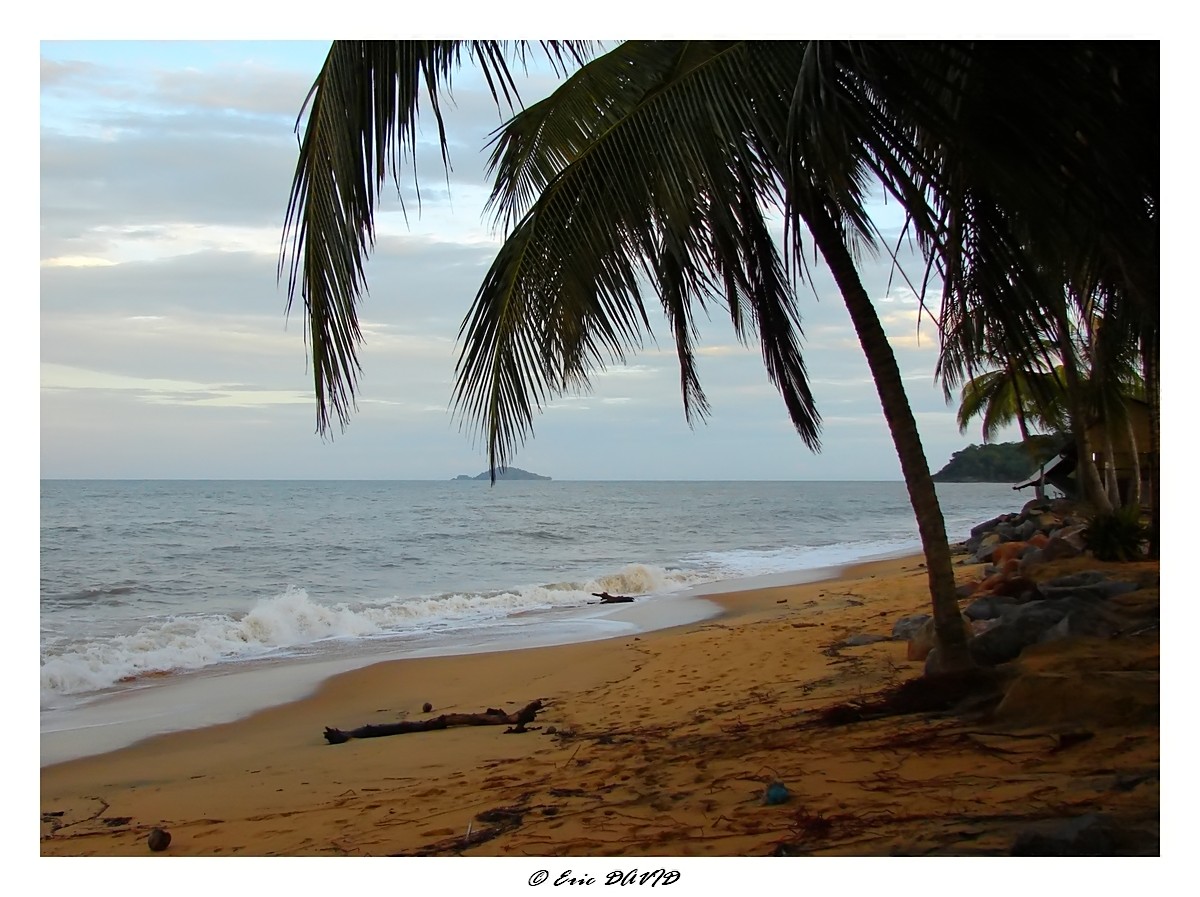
[324, 700, 544, 744]
[590, 591, 635, 604]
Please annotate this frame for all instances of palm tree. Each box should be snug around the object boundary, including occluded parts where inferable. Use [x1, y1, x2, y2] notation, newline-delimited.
[944, 296, 1148, 510]
[922, 42, 1158, 520]
[281, 40, 1156, 671]
[950, 358, 1065, 501]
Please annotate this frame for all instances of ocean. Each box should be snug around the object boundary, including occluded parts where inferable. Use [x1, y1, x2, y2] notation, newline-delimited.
[40, 479, 1018, 764]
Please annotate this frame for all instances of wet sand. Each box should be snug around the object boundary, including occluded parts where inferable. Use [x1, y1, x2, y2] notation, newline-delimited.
[40, 553, 1160, 859]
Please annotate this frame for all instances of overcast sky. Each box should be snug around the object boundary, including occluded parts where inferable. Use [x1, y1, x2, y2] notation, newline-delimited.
[37, 36, 1169, 481]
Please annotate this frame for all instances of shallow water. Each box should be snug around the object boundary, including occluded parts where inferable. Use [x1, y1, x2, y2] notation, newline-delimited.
[41, 479, 1018, 762]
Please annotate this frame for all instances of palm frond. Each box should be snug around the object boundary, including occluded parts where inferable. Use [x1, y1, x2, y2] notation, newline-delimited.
[454, 41, 831, 473]
[279, 40, 595, 434]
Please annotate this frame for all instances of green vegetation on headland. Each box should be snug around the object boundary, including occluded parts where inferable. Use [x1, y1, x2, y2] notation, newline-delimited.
[931, 439, 1060, 484]
[453, 467, 551, 481]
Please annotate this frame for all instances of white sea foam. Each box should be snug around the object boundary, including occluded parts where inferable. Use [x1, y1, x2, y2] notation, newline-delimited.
[41, 479, 1022, 738]
[684, 536, 923, 579]
[39, 563, 711, 705]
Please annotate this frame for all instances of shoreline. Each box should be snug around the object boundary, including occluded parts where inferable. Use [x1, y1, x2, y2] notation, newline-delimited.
[41, 550, 1160, 857]
[40, 549, 918, 767]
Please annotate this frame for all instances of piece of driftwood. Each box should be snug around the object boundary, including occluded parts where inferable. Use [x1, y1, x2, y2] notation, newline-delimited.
[324, 700, 544, 744]
[590, 591, 635, 604]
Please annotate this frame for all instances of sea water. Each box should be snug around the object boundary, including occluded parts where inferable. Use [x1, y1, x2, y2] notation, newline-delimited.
[40, 479, 1017, 763]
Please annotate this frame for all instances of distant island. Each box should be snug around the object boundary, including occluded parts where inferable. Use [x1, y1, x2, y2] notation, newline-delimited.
[452, 467, 551, 481]
[931, 438, 1059, 483]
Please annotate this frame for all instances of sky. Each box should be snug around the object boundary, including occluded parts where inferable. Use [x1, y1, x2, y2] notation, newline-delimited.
[23, 10, 1186, 883]
[35, 29, 1174, 482]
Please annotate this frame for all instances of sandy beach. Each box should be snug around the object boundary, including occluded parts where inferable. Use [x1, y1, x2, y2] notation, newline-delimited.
[40, 552, 1160, 859]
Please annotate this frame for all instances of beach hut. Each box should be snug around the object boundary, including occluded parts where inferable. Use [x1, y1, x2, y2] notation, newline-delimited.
[1014, 397, 1151, 506]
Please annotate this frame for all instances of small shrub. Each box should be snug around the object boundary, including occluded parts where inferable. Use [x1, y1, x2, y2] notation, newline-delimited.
[1082, 506, 1148, 562]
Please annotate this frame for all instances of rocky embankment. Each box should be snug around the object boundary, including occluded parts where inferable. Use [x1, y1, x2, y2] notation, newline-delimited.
[895, 499, 1159, 673]
[873, 499, 1159, 854]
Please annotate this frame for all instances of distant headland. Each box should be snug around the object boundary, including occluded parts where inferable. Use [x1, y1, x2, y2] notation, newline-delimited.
[452, 467, 551, 481]
[931, 439, 1058, 483]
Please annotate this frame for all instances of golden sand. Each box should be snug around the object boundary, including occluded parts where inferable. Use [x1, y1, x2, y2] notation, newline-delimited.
[40, 554, 1159, 857]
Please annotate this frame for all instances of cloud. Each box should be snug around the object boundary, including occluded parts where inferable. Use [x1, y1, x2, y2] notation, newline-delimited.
[37, 40, 1008, 482]
[592, 364, 659, 379]
[40, 362, 312, 407]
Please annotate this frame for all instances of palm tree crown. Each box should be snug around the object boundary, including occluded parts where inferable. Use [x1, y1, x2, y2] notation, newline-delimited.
[280, 40, 1158, 668]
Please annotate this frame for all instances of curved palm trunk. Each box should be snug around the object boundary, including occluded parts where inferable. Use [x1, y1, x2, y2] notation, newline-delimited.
[807, 209, 973, 672]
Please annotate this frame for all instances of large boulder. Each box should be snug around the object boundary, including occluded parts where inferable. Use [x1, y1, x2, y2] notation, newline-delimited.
[891, 613, 931, 641]
[991, 540, 1030, 566]
[974, 532, 1005, 563]
[907, 617, 940, 661]
[1015, 517, 1041, 541]
[963, 594, 1021, 621]
[1039, 535, 1083, 562]
[994, 521, 1019, 541]
[1040, 570, 1108, 589]
[969, 600, 1069, 665]
[970, 514, 1010, 539]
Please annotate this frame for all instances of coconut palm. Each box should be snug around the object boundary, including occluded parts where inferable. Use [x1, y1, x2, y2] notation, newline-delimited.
[944, 288, 1149, 511]
[950, 355, 1066, 502]
[281, 40, 1157, 670]
[922, 42, 1158, 522]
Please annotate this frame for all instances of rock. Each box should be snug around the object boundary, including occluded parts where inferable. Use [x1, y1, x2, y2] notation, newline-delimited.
[906, 617, 939, 660]
[975, 533, 1004, 562]
[963, 594, 1020, 621]
[923, 646, 945, 675]
[1010, 814, 1114, 856]
[969, 618, 1000, 635]
[974, 570, 1008, 595]
[991, 575, 1038, 599]
[1038, 598, 1123, 641]
[1042, 570, 1107, 589]
[1038, 580, 1141, 604]
[1018, 547, 1047, 572]
[969, 601, 1068, 665]
[422, 702, 433, 713]
[971, 515, 1008, 538]
[891, 613, 931, 641]
[147, 827, 171, 852]
[955, 581, 981, 599]
[1040, 535, 1082, 562]
[991, 540, 1029, 566]
[1016, 518, 1041, 541]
